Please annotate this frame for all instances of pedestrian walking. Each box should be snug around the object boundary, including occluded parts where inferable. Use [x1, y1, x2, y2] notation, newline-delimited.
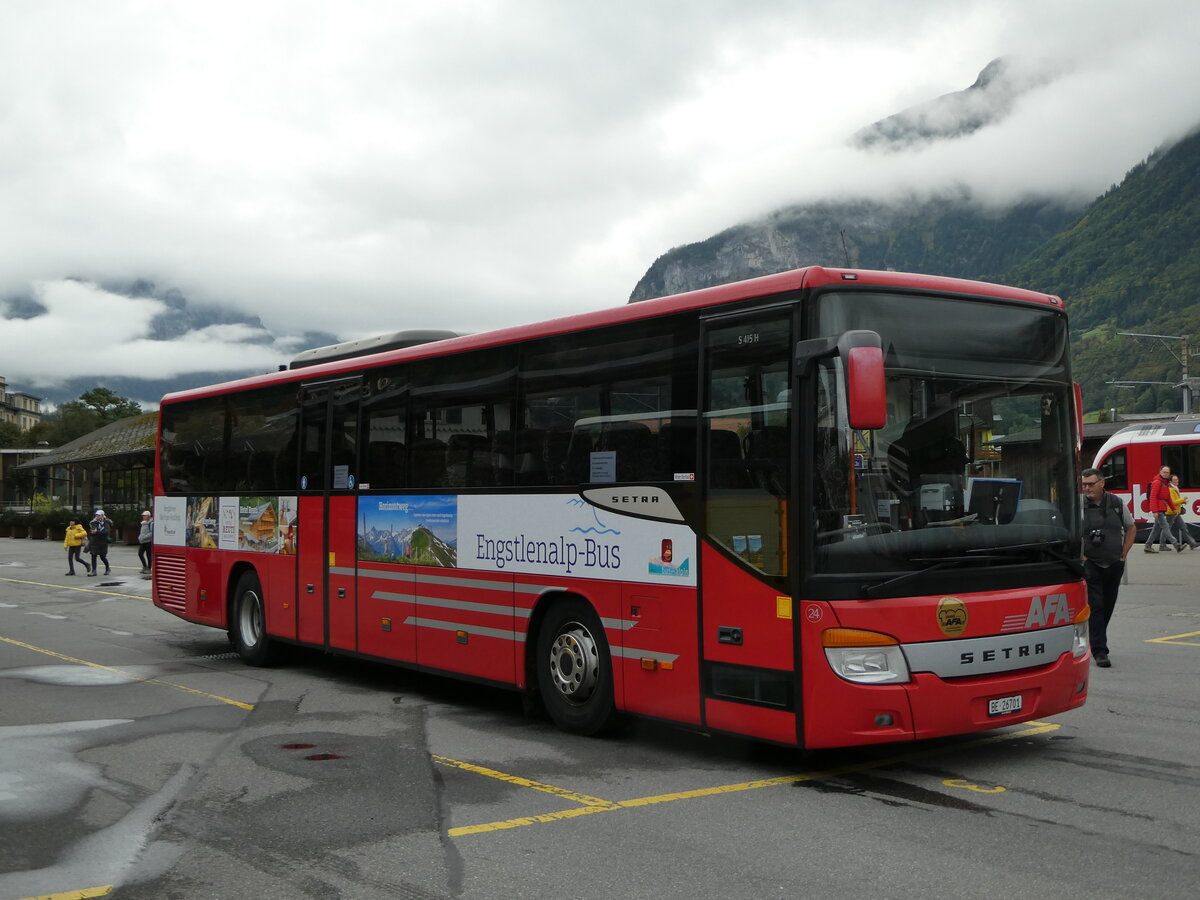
[1166, 474, 1198, 550]
[63, 519, 91, 576]
[1144, 465, 1182, 552]
[137, 510, 153, 573]
[1081, 468, 1136, 668]
[87, 509, 112, 576]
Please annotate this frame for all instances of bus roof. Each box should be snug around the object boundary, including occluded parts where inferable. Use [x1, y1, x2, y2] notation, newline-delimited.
[160, 266, 1064, 406]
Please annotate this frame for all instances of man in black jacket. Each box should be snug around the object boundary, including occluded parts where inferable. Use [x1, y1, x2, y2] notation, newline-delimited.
[1081, 468, 1136, 667]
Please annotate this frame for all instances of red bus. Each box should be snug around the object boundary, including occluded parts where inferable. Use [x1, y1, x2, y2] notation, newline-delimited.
[151, 266, 1089, 748]
[1092, 418, 1200, 536]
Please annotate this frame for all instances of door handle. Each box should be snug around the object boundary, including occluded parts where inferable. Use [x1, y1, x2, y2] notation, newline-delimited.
[718, 626, 743, 645]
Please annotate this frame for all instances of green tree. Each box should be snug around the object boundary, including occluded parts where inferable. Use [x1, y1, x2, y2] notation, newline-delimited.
[13, 389, 146, 448]
[0, 422, 21, 448]
[77, 387, 143, 422]
[42, 404, 101, 445]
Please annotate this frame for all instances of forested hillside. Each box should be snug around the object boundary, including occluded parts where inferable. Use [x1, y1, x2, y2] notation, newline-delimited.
[1002, 127, 1200, 414]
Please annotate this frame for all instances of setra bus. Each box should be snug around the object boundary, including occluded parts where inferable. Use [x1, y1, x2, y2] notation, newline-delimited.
[151, 266, 1089, 749]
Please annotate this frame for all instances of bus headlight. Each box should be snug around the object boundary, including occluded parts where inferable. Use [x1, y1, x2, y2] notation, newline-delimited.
[822, 628, 910, 684]
[1072, 605, 1090, 659]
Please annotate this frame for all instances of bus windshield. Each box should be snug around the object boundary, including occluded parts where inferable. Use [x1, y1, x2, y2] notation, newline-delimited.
[811, 291, 1077, 580]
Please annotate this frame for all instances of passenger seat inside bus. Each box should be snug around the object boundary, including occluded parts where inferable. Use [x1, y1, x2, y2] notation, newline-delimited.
[709, 427, 751, 488]
[366, 440, 406, 489]
[410, 437, 447, 486]
[746, 426, 788, 496]
[445, 433, 492, 486]
[605, 421, 657, 482]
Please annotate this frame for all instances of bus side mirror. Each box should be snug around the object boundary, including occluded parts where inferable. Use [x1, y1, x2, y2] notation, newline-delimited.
[839, 331, 886, 430]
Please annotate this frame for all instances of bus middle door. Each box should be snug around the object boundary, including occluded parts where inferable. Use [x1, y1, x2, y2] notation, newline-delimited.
[297, 377, 361, 652]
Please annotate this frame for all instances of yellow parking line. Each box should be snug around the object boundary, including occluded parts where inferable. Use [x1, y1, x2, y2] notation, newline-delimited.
[443, 721, 1059, 837]
[0, 635, 254, 711]
[433, 756, 618, 809]
[1146, 630, 1200, 646]
[0, 575, 148, 601]
[16, 885, 113, 900]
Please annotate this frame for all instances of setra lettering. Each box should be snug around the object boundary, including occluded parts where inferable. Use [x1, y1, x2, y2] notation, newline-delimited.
[960, 642, 1048, 665]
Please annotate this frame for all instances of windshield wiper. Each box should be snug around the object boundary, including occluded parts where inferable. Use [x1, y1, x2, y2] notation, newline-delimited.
[964, 540, 1084, 576]
[862, 554, 1002, 599]
[862, 541, 1082, 599]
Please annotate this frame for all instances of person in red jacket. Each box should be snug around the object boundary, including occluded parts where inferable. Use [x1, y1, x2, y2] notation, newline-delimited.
[1144, 465, 1182, 552]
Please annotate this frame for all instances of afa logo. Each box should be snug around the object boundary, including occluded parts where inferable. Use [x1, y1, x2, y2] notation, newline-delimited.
[937, 596, 968, 637]
[1002, 592, 1073, 631]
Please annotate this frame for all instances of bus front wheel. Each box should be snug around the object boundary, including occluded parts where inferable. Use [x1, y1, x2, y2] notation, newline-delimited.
[230, 571, 280, 666]
[535, 598, 616, 735]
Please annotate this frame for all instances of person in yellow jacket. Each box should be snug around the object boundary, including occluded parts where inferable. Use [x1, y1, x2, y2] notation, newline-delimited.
[1167, 474, 1199, 550]
[63, 519, 91, 575]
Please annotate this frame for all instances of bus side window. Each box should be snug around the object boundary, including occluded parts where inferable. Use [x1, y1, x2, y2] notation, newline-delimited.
[520, 317, 696, 486]
[361, 367, 408, 490]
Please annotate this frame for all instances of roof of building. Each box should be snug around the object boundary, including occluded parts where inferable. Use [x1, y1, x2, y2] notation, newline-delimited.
[1000, 415, 1178, 447]
[14, 412, 159, 470]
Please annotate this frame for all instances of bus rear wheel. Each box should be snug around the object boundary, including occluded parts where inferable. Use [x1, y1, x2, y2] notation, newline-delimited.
[230, 571, 281, 666]
[536, 598, 616, 735]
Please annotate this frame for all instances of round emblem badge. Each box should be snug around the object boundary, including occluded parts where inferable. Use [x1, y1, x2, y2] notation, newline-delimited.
[936, 596, 968, 637]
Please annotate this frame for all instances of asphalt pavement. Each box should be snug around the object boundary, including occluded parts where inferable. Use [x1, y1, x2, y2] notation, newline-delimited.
[2, 533, 1198, 900]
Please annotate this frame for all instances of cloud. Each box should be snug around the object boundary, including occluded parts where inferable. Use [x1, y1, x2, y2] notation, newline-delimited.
[1, 0, 1199, 394]
[2, 281, 291, 390]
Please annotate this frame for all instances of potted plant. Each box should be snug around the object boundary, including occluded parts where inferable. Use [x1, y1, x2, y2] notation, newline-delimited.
[28, 493, 60, 540]
[109, 509, 141, 545]
[10, 512, 29, 539]
[41, 508, 68, 542]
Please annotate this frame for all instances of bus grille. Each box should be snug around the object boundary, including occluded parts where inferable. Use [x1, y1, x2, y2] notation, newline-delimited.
[155, 554, 188, 612]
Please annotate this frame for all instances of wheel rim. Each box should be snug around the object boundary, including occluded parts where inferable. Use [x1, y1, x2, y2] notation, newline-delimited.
[239, 590, 263, 647]
[547, 621, 600, 705]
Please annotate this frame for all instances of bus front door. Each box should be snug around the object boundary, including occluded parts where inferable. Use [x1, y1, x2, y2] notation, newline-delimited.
[700, 308, 799, 745]
[297, 378, 361, 652]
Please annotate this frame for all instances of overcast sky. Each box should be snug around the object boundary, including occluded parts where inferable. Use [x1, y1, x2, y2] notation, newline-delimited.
[3, 0, 1199, 402]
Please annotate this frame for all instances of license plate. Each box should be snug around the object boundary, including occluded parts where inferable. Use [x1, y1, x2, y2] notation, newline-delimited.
[988, 694, 1023, 717]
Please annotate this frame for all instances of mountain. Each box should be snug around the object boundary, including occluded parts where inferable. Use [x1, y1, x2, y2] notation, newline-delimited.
[360, 524, 457, 566]
[628, 193, 1078, 302]
[851, 57, 1060, 152]
[628, 60, 1200, 417]
[4, 280, 340, 408]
